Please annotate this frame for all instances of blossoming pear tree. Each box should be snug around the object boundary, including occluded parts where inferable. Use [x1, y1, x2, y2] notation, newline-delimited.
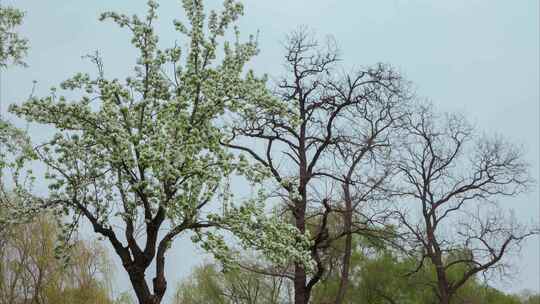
[0, 4, 28, 67]
[0, 3, 35, 232]
[10, 1, 311, 303]
[0, 120, 36, 233]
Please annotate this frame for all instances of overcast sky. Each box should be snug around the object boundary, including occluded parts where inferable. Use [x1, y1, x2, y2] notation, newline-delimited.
[2, 0, 538, 302]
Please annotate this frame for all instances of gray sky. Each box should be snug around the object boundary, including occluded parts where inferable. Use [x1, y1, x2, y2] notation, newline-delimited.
[2, 0, 538, 301]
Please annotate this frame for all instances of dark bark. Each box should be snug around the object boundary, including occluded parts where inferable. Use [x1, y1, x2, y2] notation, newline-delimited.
[227, 28, 407, 304]
[395, 104, 536, 303]
[335, 184, 353, 304]
[293, 264, 308, 304]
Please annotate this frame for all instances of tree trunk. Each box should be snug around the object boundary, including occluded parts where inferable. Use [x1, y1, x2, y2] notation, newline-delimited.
[127, 265, 161, 304]
[294, 264, 308, 304]
[433, 255, 451, 304]
[335, 183, 353, 304]
[294, 195, 310, 304]
[438, 292, 451, 304]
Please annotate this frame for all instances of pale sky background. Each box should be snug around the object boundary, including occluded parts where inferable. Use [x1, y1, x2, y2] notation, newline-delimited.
[1, 0, 538, 302]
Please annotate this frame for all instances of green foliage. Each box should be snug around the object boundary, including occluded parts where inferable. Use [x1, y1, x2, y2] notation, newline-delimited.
[173, 262, 290, 304]
[311, 237, 531, 304]
[0, 214, 125, 304]
[174, 264, 228, 304]
[520, 292, 540, 304]
[175, 235, 537, 304]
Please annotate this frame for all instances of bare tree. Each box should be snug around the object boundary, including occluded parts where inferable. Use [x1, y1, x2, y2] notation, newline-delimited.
[226, 28, 408, 304]
[393, 103, 538, 304]
[328, 74, 408, 304]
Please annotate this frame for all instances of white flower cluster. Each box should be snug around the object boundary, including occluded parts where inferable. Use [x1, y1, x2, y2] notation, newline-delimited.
[0, 5, 29, 67]
[192, 196, 314, 271]
[0, 120, 37, 230]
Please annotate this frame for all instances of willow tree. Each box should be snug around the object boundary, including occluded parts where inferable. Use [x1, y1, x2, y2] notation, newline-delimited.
[0, 214, 116, 304]
[173, 262, 292, 304]
[10, 1, 310, 303]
